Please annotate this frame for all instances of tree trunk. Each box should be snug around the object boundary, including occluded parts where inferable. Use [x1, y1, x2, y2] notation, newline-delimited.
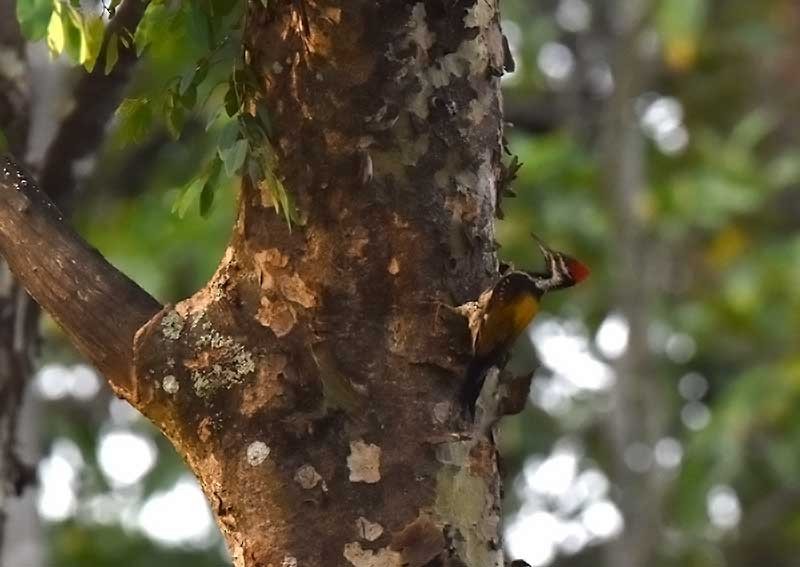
[0, 1, 511, 565]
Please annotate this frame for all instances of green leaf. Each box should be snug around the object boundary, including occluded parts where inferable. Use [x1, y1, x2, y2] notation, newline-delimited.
[180, 82, 197, 110]
[256, 106, 273, 138]
[218, 138, 248, 176]
[116, 98, 154, 144]
[181, 60, 209, 96]
[163, 92, 185, 140]
[79, 14, 105, 72]
[46, 1, 81, 59]
[187, 2, 213, 50]
[17, 0, 54, 41]
[60, 4, 83, 61]
[216, 118, 240, 150]
[104, 32, 119, 75]
[46, 4, 65, 55]
[134, 3, 172, 56]
[172, 175, 206, 218]
[200, 157, 223, 217]
[224, 81, 240, 117]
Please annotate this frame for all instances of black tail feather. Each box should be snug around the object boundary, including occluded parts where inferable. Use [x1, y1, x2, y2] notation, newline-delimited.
[459, 356, 493, 419]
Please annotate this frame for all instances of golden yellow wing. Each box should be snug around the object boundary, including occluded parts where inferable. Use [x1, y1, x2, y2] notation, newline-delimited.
[474, 273, 540, 358]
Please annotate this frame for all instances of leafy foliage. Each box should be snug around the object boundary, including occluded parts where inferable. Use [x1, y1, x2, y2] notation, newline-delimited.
[19, 0, 296, 223]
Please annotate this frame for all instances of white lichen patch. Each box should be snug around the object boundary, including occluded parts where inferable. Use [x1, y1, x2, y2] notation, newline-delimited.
[347, 440, 381, 484]
[281, 556, 298, 567]
[467, 97, 489, 126]
[464, 0, 496, 28]
[408, 3, 435, 51]
[343, 542, 402, 567]
[356, 517, 384, 542]
[279, 273, 316, 308]
[246, 441, 270, 466]
[432, 401, 451, 424]
[434, 462, 503, 566]
[403, 0, 502, 123]
[162, 375, 179, 394]
[402, 4, 436, 120]
[256, 297, 297, 337]
[161, 311, 185, 340]
[189, 325, 255, 397]
[294, 464, 323, 489]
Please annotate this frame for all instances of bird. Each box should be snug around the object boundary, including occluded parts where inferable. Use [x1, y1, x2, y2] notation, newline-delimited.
[459, 235, 590, 417]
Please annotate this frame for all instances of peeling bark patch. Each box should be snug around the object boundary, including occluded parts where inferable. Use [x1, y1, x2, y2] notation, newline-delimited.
[198, 416, 213, 442]
[161, 310, 185, 340]
[256, 297, 297, 336]
[343, 542, 402, 567]
[356, 517, 384, 542]
[162, 375, 179, 394]
[254, 248, 289, 292]
[390, 515, 445, 567]
[347, 440, 381, 483]
[279, 273, 316, 308]
[255, 248, 289, 269]
[387, 257, 400, 275]
[294, 464, 322, 489]
[246, 441, 271, 466]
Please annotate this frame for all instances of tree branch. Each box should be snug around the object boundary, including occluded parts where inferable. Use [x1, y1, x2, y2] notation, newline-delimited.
[0, 154, 161, 399]
[38, 0, 149, 205]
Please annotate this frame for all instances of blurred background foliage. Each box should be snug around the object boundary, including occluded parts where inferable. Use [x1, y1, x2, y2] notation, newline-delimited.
[8, 0, 800, 566]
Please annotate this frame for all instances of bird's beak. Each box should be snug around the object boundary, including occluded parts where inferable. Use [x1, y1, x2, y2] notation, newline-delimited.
[530, 233, 554, 262]
[531, 233, 590, 284]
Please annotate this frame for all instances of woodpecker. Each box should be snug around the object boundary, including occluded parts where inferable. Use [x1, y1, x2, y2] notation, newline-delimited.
[459, 236, 590, 417]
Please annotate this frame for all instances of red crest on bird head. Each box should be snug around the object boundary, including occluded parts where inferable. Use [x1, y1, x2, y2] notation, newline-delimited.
[530, 233, 590, 291]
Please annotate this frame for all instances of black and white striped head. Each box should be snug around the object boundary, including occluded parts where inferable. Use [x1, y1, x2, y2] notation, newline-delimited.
[528, 234, 590, 293]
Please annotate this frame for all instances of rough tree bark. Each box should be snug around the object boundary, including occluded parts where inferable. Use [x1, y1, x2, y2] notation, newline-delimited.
[0, 1, 514, 566]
